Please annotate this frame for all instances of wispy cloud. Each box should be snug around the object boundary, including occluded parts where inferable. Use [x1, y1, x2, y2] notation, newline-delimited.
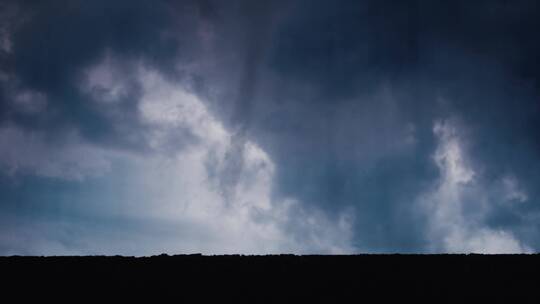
[418, 119, 531, 253]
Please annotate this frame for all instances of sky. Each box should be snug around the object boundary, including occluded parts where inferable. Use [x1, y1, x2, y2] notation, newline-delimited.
[0, 0, 539, 255]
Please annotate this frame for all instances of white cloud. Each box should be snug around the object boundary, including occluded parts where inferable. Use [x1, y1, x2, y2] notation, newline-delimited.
[123, 65, 354, 254]
[432, 121, 474, 185]
[418, 119, 531, 253]
[137, 67, 230, 150]
[0, 62, 355, 255]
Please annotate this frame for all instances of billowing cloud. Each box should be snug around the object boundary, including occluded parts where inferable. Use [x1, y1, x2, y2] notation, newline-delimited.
[0, 61, 354, 255]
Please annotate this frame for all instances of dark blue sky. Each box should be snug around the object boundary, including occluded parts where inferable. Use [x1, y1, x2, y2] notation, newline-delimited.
[1, 0, 539, 254]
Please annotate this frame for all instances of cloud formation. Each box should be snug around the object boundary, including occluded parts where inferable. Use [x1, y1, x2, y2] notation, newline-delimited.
[0, 62, 353, 255]
[1, 0, 540, 254]
[419, 119, 530, 253]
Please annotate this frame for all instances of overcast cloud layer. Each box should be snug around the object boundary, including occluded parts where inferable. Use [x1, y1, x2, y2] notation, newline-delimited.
[1, 0, 539, 254]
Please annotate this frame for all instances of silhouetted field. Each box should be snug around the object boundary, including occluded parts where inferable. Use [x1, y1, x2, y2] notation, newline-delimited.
[1, 254, 538, 302]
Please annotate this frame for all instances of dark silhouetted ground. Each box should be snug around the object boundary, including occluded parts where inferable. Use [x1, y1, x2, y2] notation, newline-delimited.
[1, 254, 538, 302]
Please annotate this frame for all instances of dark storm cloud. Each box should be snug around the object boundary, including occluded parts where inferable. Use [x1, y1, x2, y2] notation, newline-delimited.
[225, 0, 540, 251]
[1, 0, 540, 253]
[213, 1, 290, 203]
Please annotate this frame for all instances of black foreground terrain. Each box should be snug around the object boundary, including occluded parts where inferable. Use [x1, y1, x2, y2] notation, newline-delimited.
[1, 254, 538, 302]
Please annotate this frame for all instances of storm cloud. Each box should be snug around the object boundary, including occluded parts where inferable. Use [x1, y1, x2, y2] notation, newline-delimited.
[0, 0, 539, 254]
